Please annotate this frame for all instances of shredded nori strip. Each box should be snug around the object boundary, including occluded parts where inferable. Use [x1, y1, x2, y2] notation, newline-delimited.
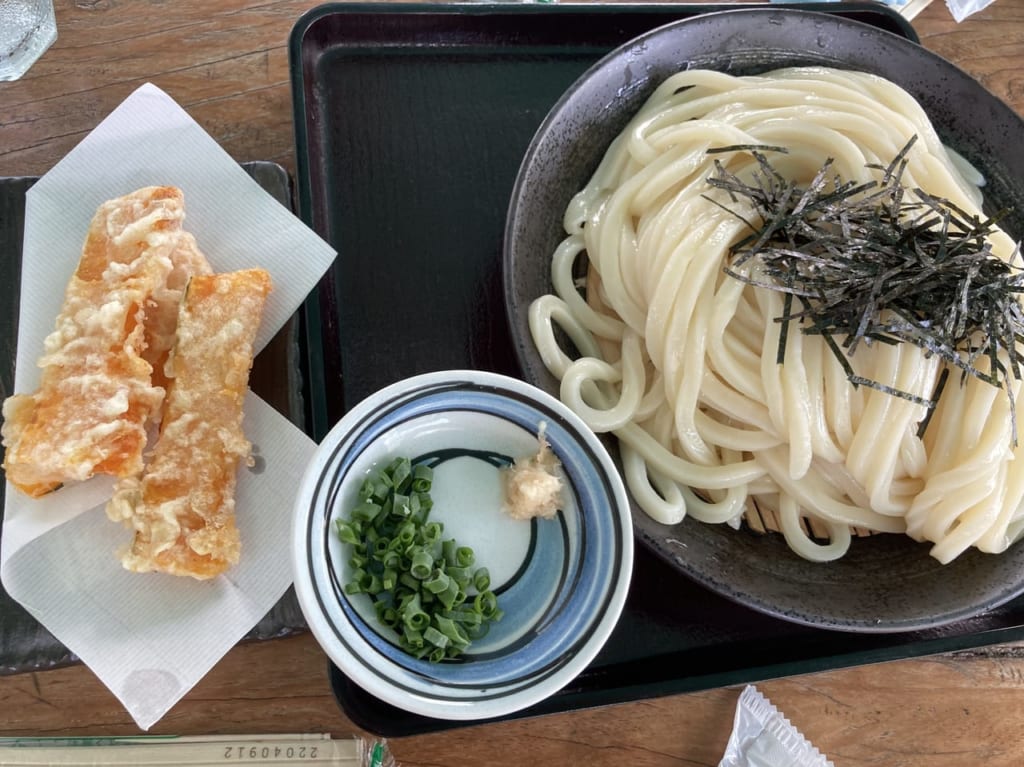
[707, 138, 1024, 442]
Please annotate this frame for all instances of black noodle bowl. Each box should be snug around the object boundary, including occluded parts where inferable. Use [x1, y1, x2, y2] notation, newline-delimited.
[503, 7, 1024, 633]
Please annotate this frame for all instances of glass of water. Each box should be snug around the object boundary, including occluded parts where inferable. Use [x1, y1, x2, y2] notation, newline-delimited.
[0, 0, 56, 81]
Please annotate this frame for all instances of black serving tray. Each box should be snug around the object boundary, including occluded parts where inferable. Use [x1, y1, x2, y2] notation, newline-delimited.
[288, 1, 1024, 738]
[0, 162, 308, 675]
[291, 1, 917, 439]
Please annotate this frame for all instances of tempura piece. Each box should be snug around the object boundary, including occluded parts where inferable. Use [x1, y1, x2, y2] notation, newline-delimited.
[2, 186, 200, 497]
[142, 230, 214, 391]
[107, 268, 272, 579]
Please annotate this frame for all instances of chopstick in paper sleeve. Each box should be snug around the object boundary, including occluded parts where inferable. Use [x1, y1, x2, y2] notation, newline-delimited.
[0, 733, 396, 766]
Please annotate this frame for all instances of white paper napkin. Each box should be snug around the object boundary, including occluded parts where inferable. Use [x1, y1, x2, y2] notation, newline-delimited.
[0, 83, 337, 730]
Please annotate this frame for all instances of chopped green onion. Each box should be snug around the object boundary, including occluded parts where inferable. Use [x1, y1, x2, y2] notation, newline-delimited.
[335, 520, 360, 546]
[335, 456, 503, 662]
[390, 457, 412, 490]
[437, 578, 461, 611]
[424, 625, 449, 649]
[397, 521, 416, 547]
[392, 493, 412, 518]
[402, 627, 425, 652]
[421, 521, 442, 545]
[474, 590, 499, 618]
[349, 552, 368, 570]
[401, 593, 430, 631]
[442, 539, 457, 567]
[350, 500, 382, 523]
[411, 464, 433, 493]
[423, 569, 451, 594]
[473, 567, 491, 592]
[415, 493, 434, 516]
[445, 565, 471, 586]
[434, 614, 470, 647]
[456, 546, 475, 568]
[345, 567, 367, 593]
[465, 621, 491, 640]
[359, 572, 383, 595]
[409, 548, 434, 580]
[374, 601, 397, 626]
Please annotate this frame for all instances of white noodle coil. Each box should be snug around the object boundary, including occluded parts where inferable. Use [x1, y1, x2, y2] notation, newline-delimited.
[528, 67, 1024, 563]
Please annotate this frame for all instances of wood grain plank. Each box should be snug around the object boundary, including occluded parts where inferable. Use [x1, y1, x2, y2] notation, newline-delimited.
[3, 1, 1024, 765]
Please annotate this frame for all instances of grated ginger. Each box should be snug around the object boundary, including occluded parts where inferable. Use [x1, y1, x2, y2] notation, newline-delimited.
[503, 423, 564, 520]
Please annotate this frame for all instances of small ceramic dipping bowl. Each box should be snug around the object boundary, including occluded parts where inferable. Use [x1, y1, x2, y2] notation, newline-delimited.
[292, 370, 633, 721]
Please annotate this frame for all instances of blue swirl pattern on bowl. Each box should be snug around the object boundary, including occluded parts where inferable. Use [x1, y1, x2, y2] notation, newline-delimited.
[293, 370, 632, 719]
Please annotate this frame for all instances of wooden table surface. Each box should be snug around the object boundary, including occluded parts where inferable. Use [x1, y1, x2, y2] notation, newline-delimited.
[2, 1, 1024, 765]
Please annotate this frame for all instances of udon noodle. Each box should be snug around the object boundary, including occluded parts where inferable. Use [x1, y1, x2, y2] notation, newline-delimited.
[528, 66, 1024, 563]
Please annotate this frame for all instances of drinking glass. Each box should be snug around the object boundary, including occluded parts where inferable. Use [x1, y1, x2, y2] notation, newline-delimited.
[0, 0, 56, 81]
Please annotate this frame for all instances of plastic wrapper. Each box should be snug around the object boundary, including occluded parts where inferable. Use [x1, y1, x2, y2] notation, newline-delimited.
[944, 0, 995, 21]
[358, 736, 398, 767]
[718, 686, 834, 767]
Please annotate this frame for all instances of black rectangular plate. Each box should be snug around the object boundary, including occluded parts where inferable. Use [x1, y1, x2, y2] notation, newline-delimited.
[0, 162, 307, 675]
[287, 1, 1024, 738]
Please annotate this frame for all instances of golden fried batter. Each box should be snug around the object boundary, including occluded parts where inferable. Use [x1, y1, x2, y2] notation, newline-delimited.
[142, 230, 214, 391]
[1, 186, 208, 497]
[107, 269, 272, 579]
